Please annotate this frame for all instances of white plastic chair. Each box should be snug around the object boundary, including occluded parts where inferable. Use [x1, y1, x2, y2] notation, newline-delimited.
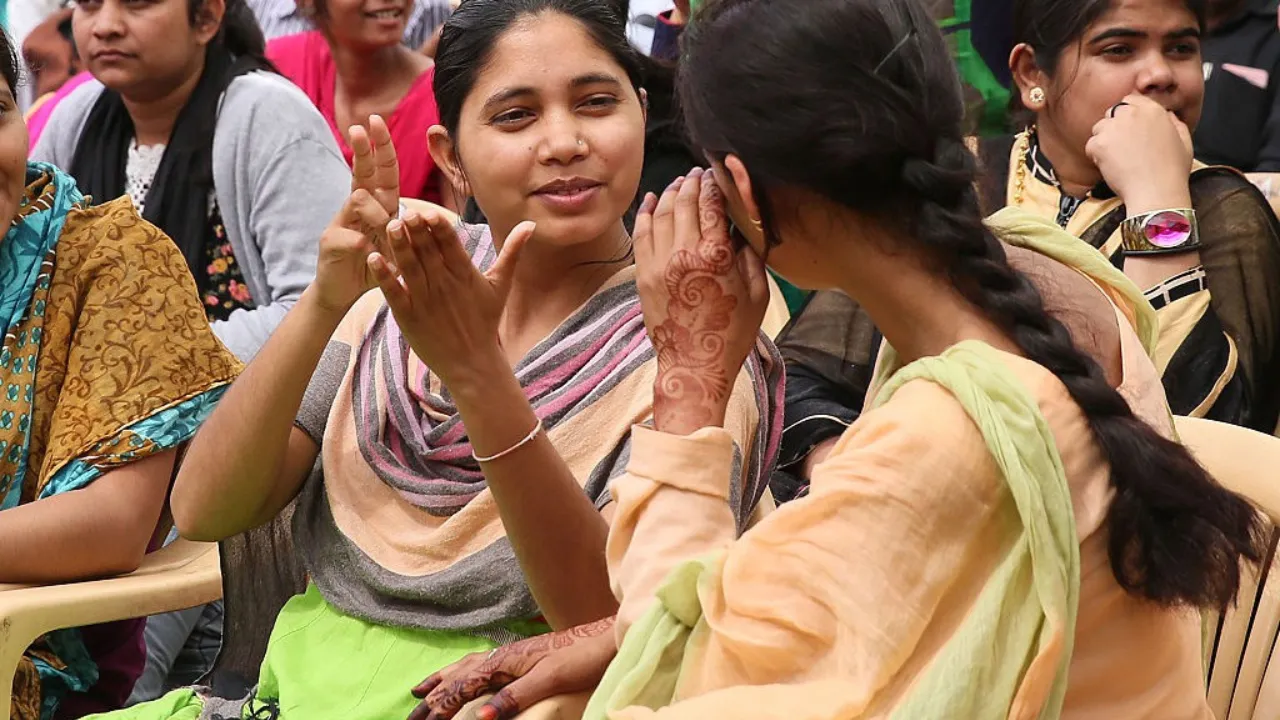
[1177, 416, 1280, 720]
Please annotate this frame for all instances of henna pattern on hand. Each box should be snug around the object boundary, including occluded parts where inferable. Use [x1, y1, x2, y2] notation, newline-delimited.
[420, 617, 617, 719]
[478, 616, 613, 670]
[567, 616, 615, 638]
[652, 183, 739, 428]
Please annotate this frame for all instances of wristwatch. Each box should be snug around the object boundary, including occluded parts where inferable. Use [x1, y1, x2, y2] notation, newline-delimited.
[1120, 208, 1201, 255]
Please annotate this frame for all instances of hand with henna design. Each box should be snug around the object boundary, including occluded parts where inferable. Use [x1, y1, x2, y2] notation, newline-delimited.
[634, 167, 772, 436]
[407, 617, 617, 720]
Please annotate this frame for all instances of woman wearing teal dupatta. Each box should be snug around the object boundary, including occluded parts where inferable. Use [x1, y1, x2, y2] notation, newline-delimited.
[1, 165, 240, 720]
[409, 0, 1265, 717]
[0, 30, 240, 717]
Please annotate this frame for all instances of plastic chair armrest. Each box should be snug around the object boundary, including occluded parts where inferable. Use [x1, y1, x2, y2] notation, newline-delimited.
[0, 539, 221, 720]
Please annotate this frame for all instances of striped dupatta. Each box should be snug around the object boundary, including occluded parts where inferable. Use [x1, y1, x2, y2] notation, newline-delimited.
[295, 224, 785, 638]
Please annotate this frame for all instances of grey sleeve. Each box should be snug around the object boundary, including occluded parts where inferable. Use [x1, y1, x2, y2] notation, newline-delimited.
[31, 80, 106, 171]
[210, 74, 352, 361]
[295, 341, 352, 446]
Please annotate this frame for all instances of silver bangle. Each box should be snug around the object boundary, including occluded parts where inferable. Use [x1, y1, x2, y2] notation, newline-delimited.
[472, 419, 543, 463]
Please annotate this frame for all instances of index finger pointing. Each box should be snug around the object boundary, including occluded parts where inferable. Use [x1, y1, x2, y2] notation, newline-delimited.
[674, 168, 703, 249]
[350, 124, 375, 193]
[633, 192, 657, 270]
[368, 114, 402, 201]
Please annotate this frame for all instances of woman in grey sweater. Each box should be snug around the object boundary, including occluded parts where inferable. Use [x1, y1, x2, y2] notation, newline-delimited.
[33, 0, 349, 362]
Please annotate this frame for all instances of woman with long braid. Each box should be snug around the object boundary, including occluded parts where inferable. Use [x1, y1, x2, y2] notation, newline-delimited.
[587, 0, 1262, 714]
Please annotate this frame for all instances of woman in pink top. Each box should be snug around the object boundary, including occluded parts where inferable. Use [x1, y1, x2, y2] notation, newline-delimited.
[267, 0, 449, 204]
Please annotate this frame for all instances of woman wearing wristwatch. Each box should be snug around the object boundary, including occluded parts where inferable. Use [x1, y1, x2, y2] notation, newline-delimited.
[977, 0, 1280, 432]
[767, 0, 1280, 505]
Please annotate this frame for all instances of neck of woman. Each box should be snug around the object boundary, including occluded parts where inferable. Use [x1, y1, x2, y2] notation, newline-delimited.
[1033, 119, 1103, 198]
[330, 41, 420, 102]
[122, 54, 206, 147]
[829, 222, 1020, 366]
[498, 220, 634, 363]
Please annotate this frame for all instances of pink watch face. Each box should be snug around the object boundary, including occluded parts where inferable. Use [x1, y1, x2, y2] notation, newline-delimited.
[1144, 211, 1192, 248]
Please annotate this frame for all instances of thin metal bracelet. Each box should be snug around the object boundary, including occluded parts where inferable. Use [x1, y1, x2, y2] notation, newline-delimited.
[473, 419, 544, 463]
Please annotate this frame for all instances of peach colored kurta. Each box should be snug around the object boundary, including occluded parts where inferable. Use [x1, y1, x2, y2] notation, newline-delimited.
[606, 286, 1211, 718]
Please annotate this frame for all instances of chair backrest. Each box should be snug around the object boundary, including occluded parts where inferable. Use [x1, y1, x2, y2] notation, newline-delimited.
[1175, 416, 1280, 720]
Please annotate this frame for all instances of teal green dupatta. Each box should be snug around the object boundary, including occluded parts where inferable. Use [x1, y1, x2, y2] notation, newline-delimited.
[0, 162, 82, 509]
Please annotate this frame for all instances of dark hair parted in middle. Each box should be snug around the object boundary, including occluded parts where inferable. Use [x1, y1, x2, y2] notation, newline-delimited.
[432, 0, 644, 137]
[1007, 0, 1205, 114]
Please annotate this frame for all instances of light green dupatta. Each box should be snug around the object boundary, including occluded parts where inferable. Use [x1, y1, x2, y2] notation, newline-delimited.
[586, 207, 1160, 719]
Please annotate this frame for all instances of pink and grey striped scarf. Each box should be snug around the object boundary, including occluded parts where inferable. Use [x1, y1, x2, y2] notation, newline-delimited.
[295, 224, 784, 638]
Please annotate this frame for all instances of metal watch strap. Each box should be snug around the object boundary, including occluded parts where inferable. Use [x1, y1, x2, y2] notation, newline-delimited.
[1120, 208, 1200, 255]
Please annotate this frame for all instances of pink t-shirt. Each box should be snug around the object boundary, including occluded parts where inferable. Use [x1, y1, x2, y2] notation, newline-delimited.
[268, 32, 441, 203]
[26, 71, 94, 148]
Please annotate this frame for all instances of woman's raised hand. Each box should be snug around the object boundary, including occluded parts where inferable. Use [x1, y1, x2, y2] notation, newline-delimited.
[1086, 93, 1194, 214]
[312, 115, 402, 314]
[367, 208, 536, 386]
[634, 167, 771, 436]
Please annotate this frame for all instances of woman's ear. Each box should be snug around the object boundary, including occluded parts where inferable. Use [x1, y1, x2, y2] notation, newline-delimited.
[428, 125, 471, 199]
[194, 0, 226, 43]
[723, 154, 761, 226]
[639, 87, 649, 126]
[1009, 43, 1048, 110]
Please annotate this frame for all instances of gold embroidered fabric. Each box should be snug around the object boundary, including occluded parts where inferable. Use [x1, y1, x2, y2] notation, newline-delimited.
[2, 179, 242, 717]
[18, 196, 242, 501]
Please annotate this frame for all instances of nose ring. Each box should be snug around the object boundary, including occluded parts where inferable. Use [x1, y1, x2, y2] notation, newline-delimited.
[576, 139, 585, 147]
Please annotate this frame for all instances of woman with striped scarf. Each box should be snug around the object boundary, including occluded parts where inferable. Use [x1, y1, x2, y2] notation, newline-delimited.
[92, 2, 783, 720]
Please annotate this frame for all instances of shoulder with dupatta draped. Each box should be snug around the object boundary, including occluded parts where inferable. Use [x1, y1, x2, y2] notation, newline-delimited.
[25, 187, 242, 498]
